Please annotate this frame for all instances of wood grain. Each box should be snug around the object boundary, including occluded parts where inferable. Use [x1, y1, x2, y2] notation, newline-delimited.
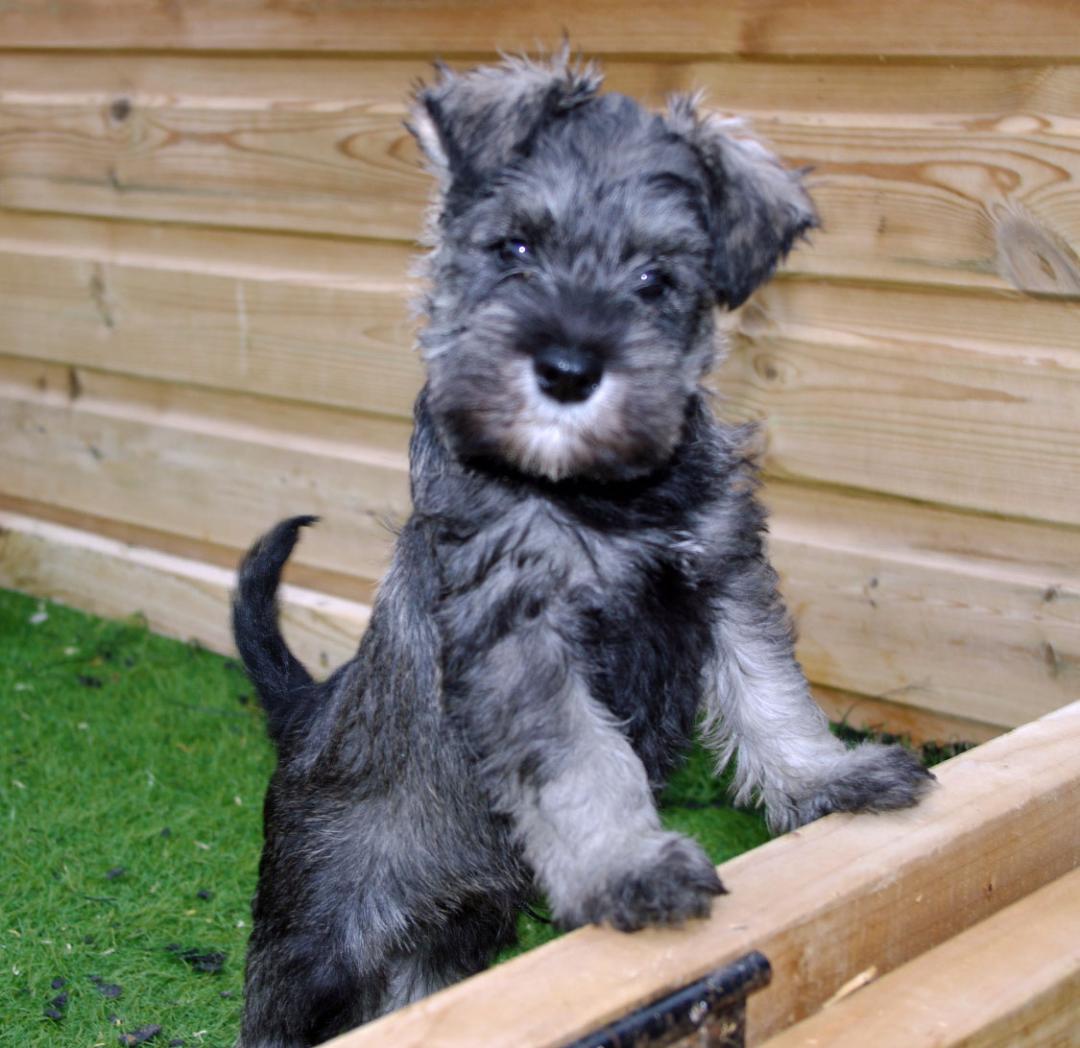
[3, 56, 1078, 290]
[0, 357, 408, 583]
[0, 510, 369, 673]
[2, 0, 1079, 57]
[4, 54, 1080, 118]
[762, 868, 1080, 1048]
[811, 685, 1002, 746]
[322, 700, 1080, 1047]
[0, 491, 380, 605]
[767, 483, 1080, 729]
[726, 280, 1080, 525]
[0, 215, 422, 419]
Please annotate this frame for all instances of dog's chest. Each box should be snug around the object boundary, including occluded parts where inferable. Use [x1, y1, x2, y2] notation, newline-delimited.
[577, 529, 717, 784]
[442, 498, 716, 783]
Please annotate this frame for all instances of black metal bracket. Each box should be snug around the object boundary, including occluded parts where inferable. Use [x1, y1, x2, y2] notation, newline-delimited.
[565, 951, 772, 1048]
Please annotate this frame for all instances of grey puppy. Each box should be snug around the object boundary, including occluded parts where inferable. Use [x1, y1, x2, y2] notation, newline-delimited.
[232, 52, 933, 1047]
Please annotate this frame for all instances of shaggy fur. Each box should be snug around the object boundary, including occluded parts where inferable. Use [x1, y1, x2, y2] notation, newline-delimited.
[233, 51, 933, 1047]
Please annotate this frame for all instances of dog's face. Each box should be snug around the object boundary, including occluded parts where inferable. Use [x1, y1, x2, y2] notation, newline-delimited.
[409, 55, 815, 482]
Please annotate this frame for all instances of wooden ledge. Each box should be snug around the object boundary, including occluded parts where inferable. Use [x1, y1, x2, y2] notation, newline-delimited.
[762, 866, 1080, 1047]
[325, 701, 1080, 1047]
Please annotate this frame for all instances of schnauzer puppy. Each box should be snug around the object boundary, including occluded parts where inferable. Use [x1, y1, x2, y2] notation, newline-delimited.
[232, 52, 933, 1047]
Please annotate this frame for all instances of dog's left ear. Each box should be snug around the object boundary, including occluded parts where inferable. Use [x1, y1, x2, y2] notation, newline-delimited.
[408, 52, 602, 201]
[666, 94, 818, 309]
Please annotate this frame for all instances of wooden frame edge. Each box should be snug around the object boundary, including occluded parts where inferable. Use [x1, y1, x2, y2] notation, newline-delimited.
[0, 509, 369, 671]
[323, 701, 1080, 1047]
[761, 866, 1080, 1047]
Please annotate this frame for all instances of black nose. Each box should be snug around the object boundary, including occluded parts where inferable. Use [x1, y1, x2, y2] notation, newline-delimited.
[533, 345, 603, 404]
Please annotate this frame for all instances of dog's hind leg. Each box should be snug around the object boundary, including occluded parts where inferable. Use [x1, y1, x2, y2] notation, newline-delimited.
[238, 924, 383, 1048]
[379, 894, 520, 1015]
[238, 819, 394, 1046]
[700, 557, 934, 834]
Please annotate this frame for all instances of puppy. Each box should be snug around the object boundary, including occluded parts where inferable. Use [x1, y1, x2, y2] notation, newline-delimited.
[232, 51, 932, 1047]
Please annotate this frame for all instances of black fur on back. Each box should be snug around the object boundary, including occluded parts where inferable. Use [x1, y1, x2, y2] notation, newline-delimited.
[232, 515, 320, 748]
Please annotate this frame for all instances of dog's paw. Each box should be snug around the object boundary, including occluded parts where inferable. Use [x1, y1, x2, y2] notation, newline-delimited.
[577, 833, 726, 932]
[774, 742, 936, 832]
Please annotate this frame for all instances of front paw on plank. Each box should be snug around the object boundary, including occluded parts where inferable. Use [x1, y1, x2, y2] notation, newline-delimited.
[578, 833, 726, 932]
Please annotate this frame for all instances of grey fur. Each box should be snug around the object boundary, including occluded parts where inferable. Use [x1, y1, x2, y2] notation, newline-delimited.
[233, 50, 932, 1047]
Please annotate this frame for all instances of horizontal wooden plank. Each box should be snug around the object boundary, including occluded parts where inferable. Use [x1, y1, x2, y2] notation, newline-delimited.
[2, 0, 1079, 57]
[762, 867, 1080, 1048]
[0, 86, 432, 244]
[0, 510, 368, 673]
[811, 685, 1002, 747]
[0, 356, 409, 582]
[767, 482, 1080, 729]
[726, 280, 1080, 525]
[4, 213, 1079, 523]
[3, 56, 1078, 290]
[4, 354, 1078, 729]
[5, 53, 1079, 119]
[0, 491, 380, 605]
[772, 124, 1080, 297]
[0, 210, 417, 287]
[327, 700, 1080, 1047]
[0, 215, 422, 418]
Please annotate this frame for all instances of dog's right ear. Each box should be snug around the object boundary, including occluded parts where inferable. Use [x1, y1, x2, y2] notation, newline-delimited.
[408, 51, 602, 200]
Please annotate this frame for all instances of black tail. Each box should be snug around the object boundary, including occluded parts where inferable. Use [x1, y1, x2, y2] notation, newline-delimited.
[232, 515, 319, 747]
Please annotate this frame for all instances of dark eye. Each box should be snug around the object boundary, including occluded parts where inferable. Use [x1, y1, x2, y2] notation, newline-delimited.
[635, 268, 669, 303]
[499, 238, 533, 264]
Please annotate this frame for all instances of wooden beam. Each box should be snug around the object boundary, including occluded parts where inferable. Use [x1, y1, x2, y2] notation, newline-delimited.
[811, 685, 1002, 747]
[321, 700, 1080, 1047]
[0, 510, 368, 673]
[0, 491, 379, 605]
[5, 54, 1080, 119]
[761, 866, 1080, 1048]
[3, 61, 1078, 293]
[726, 280, 1080, 527]
[0, 221, 421, 420]
[0, 356, 408, 583]
[6, 53, 1079, 120]
[1, 0, 1078, 58]
[766, 482, 1080, 729]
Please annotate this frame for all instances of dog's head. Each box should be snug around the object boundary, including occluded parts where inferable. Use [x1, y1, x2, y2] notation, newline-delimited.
[408, 52, 815, 482]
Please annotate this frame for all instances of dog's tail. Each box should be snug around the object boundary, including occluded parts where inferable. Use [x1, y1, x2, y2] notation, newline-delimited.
[232, 515, 319, 746]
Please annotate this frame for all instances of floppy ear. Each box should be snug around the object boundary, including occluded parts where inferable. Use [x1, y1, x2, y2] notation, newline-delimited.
[666, 94, 818, 309]
[407, 51, 602, 202]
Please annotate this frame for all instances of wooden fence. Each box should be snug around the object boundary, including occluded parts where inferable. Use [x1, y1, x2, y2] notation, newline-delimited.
[1, 1, 1079, 743]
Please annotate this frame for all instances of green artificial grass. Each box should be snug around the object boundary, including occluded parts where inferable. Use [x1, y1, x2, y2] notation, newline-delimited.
[1, 587, 964, 1046]
[3, 588, 271, 1047]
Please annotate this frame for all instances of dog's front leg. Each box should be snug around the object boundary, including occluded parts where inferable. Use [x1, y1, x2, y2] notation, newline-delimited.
[702, 557, 934, 833]
[446, 616, 724, 931]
